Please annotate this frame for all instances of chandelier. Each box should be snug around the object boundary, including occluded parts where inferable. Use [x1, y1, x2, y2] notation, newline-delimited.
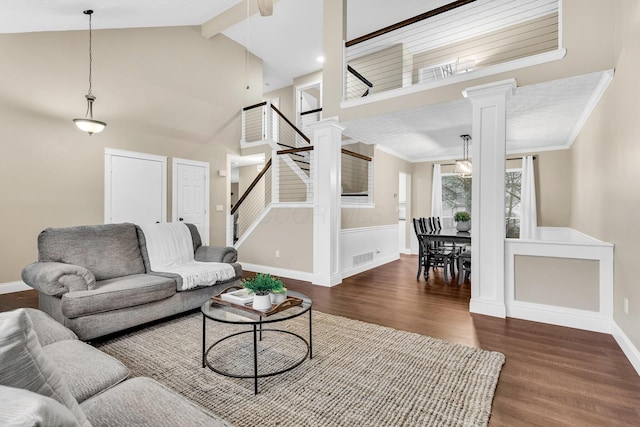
[73, 10, 106, 135]
[454, 134, 472, 178]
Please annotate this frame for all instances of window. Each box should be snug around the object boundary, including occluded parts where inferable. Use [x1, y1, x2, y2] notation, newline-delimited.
[504, 170, 522, 238]
[441, 174, 471, 228]
[441, 169, 522, 238]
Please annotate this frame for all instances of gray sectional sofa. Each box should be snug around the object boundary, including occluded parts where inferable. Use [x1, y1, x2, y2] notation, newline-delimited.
[0, 308, 233, 426]
[21, 223, 242, 340]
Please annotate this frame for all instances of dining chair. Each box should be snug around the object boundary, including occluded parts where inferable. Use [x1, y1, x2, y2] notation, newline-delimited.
[412, 218, 427, 279]
[415, 229, 457, 283]
[457, 250, 471, 284]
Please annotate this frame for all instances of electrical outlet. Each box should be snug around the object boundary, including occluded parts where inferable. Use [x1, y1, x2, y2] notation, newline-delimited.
[275, 250, 280, 258]
[624, 297, 629, 315]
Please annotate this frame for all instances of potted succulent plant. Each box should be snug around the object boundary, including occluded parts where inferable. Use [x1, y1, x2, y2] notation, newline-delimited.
[454, 211, 471, 232]
[242, 273, 286, 310]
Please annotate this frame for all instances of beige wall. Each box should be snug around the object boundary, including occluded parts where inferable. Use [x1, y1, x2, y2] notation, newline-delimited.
[569, 0, 640, 349]
[237, 207, 313, 272]
[342, 147, 412, 229]
[514, 256, 599, 311]
[0, 26, 263, 282]
[529, 150, 572, 227]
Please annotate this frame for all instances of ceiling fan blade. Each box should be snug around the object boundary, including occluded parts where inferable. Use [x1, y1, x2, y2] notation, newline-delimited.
[257, 0, 273, 16]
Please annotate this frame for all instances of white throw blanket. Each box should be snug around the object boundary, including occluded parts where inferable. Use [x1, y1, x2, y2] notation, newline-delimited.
[139, 223, 235, 291]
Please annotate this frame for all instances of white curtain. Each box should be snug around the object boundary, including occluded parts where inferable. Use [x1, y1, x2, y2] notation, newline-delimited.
[431, 164, 443, 218]
[519, 156, 538, 239]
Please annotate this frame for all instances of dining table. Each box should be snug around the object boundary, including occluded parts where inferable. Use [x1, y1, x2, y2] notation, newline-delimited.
[417, 227, 471, 281]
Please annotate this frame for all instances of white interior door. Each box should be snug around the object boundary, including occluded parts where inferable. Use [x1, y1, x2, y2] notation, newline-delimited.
[105, 149, 167, 225]
[172, 158, 210, 245]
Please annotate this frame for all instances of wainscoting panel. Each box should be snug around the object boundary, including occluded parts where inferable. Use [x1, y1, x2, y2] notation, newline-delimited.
[341, 224, 400, 279]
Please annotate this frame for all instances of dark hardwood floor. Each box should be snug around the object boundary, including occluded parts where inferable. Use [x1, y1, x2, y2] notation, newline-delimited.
[2, 255, 639, 426]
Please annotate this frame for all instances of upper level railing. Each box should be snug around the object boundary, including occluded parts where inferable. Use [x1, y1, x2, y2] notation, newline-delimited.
[344, 0, 559, 101]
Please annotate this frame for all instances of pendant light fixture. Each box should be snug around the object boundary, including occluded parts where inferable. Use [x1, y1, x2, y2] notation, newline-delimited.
[73, 10, 106, 135]
[454, 134, 472, 178]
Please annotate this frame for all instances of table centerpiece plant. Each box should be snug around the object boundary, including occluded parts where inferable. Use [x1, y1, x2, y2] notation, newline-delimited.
[242, 273, 286, 310]
[454, 211, 471, 232]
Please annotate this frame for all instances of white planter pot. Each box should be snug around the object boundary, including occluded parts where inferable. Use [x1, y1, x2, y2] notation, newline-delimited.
[270, 289, 287, 305]
[252, 294, 272, 311]
[456, 221, 471, 232]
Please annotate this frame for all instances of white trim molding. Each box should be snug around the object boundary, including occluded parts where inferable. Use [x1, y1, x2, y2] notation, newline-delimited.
[341, 49, 566, 109]
[613, 321, 640, 376]
[565, 69, 615, 148]
[0, 281, 31, 295]
[239, 262, 315, 284]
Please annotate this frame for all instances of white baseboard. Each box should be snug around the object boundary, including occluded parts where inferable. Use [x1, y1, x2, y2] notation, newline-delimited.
[342, 253, 399, 279]
[0, 281, 31, 295]
[507, 301, 613, 334]
[239, 263, 315, 284]
[470, 299, 507, 318]
[613, 321, 640, 376]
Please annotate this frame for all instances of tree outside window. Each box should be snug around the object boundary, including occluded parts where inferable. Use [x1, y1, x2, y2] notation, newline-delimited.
[441, 174, 471, 228]
[441, 169, 522, 237]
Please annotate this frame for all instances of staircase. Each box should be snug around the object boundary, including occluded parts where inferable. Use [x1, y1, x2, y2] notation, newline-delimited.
[232, 102, 373, 247]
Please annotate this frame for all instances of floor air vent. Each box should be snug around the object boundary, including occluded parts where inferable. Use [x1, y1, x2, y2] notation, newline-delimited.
[353, 251, 374, 266]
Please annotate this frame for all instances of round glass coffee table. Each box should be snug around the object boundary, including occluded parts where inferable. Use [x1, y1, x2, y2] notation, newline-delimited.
[201, 290, 312, 394]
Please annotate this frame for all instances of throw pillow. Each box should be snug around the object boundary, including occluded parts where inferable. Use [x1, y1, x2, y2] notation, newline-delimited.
[0, 385, 81, 427]
[0, 309, 90, 426]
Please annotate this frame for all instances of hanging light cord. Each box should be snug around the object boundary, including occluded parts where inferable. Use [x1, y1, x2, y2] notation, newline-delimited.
[87, 10, 93, 96]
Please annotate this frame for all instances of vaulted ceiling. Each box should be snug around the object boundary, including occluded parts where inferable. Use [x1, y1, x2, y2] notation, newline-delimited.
[1, 0, 611, 161]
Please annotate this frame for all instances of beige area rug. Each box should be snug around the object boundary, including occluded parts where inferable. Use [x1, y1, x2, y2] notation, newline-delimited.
[95, 311, 504, 427]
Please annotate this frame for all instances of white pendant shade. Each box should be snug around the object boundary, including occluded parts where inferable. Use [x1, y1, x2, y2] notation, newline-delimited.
[73, 118, 106, 135]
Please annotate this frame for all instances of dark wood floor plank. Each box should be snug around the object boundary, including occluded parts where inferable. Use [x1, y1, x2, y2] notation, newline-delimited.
[1, 254, 639, 426]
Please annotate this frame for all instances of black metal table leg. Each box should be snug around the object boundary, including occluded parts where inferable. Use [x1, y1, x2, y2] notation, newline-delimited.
[253, 324, 258, 395]
[309, 309, 313, 359]
[202, 313, 206, 368]
[259, 320, 263, 341]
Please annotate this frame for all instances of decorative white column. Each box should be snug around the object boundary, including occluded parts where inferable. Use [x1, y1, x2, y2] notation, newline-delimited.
[462, 79, 516, 318]
[308, 118, 344, 286]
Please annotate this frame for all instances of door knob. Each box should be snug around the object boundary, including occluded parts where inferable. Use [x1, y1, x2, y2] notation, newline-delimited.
[179, 218, 184, 221]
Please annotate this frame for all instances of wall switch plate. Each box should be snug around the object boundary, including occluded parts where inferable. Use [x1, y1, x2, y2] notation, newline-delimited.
[624, 297, 629, 314]
[275, 250, 280, 258]
[215, 205, 223, 211]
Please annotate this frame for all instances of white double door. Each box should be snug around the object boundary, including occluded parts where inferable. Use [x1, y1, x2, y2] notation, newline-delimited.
[105, 149, 210, 245]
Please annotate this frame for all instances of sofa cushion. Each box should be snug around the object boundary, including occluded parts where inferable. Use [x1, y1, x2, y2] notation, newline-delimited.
[0, 309, 90, 426]
[38, 223, 145, 281]
[43, 340, 129, 403]
[80, 377, 234, 427]
[61, 274, 176, 319]
[23, 308, 78, 347]
[0, 385, 81, 427]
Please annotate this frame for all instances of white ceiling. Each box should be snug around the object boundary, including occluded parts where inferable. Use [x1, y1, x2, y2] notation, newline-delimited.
[0, 0, 241, 33]
[0, 0, 611, 161]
